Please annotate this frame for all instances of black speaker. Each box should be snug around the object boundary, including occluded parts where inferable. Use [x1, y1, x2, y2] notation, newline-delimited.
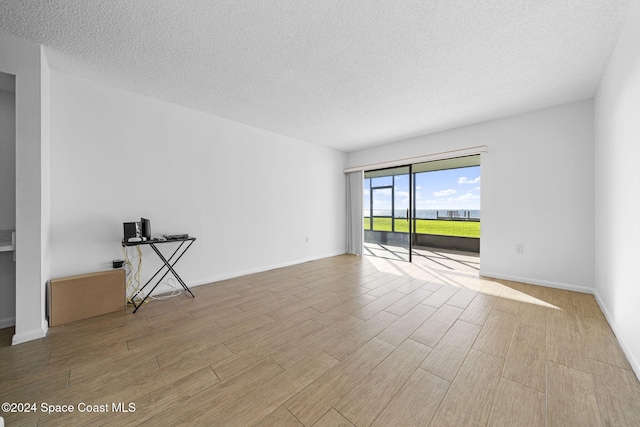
[141, 218, 151, 240]
[123, 222, 140, 240]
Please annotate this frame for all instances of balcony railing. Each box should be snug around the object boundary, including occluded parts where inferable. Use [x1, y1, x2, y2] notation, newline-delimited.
[363, 216, 480, 239]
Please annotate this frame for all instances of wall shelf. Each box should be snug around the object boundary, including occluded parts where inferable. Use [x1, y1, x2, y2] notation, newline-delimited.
[0, 230, 16, 253]
[0, 242, 15, 252]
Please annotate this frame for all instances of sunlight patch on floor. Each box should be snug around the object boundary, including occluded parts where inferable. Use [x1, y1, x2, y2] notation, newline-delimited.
[364, 243, 560, 310]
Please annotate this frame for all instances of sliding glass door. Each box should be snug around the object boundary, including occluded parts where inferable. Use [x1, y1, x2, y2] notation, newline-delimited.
[363, 166, 412, 262]
[363, 155, 481, 262]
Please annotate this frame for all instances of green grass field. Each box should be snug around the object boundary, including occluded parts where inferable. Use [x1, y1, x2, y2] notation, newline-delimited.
[364, 217, 480, 238]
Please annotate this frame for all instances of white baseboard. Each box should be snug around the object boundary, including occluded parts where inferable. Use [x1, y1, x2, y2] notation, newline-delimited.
[592, 290, 640, 380]
[478, 270, 594, 294]
[142, 251, 348, 296]
[189, 251, 347, 290]
[11, 326, 46, 345]
[480, 270, 640, 380]
[0, 317, 15, 329]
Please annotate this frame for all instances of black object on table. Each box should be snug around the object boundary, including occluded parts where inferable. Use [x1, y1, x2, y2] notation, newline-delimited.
[122, 236, 196, 313]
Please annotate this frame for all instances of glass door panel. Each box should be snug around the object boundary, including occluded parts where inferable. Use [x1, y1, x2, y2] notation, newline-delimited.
[363, 155, 481, 264]
[363, 166, 411, 262]
[394, 173, 410, 234]
[371, 187, 391, 231]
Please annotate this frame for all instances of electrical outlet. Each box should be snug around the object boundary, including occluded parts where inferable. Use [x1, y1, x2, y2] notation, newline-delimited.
[515, 244, 524, 254]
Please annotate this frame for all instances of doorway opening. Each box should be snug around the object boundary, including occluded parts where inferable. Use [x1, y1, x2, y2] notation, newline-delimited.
[0, 71, 16, 329]
[363, 155, 480, 270]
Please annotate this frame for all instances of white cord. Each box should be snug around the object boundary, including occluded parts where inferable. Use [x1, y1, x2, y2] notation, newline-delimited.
[123, 245, 142, 302]
[124, 246, 182, 302]
[148, 277, 182, 300]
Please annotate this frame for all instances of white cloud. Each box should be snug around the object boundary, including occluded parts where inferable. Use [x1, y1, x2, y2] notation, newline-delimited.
[394, 190, 410, 206]
[458, 176, 481, 185]
[454, 192, 475, 201]
[433, 189, 456, 197]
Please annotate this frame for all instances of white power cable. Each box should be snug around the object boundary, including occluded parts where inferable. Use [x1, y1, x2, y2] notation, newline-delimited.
[123, 245, 182, 303]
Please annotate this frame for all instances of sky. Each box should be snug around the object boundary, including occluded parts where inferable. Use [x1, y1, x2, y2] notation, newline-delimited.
[364, 165, 481, 213]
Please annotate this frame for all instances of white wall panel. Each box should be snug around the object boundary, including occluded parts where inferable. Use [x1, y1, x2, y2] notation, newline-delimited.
[49, 71, 346, 293]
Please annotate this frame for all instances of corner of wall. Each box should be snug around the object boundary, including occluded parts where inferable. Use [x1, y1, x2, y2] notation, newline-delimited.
[40, 45, 51, 341]
[0, 31, 49, 345]
[593, 290, 640, 379]
[593, 0, 640, 380]
[11, 326, 46, 345]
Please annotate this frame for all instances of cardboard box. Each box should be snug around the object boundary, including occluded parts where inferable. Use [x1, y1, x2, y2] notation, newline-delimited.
[48, 269, 126, 326]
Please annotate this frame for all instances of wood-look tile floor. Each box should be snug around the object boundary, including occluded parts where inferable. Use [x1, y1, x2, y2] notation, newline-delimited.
[1, 254, 640, 426]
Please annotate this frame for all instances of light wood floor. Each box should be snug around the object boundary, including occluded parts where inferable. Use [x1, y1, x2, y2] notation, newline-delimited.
[1, 254, 640, 426]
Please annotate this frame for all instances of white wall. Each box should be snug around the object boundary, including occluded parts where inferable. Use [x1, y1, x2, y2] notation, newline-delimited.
[594, 0, 640, 377]
[0, 89, 16, 328]
[40, 47, 51, 335]
[348, 100, 595, 292]
[49, 71, 346, 294]
[0, 32, 48, 344]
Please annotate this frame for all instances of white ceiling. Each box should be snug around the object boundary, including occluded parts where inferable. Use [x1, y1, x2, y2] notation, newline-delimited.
[0, 1, 633, 152]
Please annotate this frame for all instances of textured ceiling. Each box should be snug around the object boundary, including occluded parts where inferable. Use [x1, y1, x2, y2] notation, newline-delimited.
[0, 1, 633, 152]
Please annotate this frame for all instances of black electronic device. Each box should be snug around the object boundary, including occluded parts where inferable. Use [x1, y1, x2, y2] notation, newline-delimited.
[163, 233, 189, 240]
[123, 222, 140, 240]
[141, 218, 151, 240]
